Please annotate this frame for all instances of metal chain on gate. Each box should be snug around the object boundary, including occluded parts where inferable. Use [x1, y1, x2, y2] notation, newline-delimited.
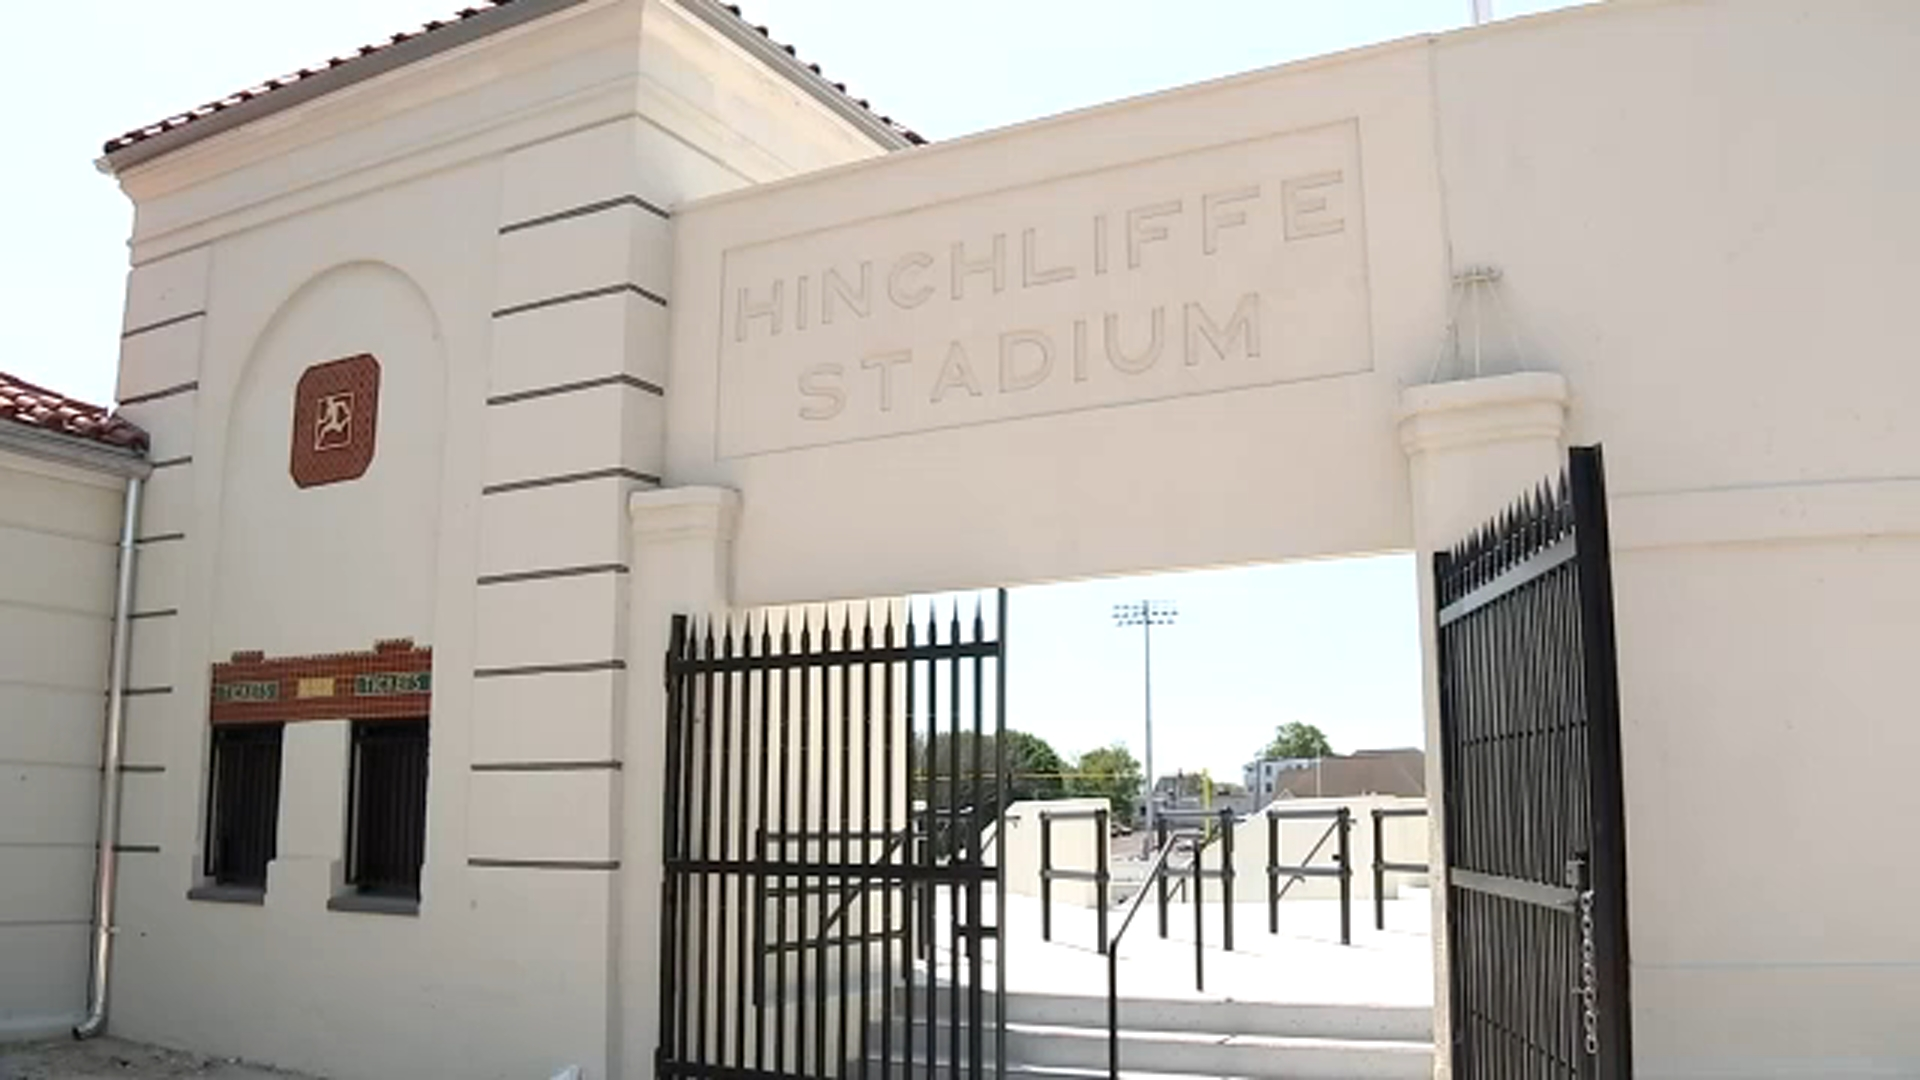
[1579, 890, 1601, 1057]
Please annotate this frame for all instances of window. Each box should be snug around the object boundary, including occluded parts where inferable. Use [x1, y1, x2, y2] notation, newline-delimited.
[345, 719, 430, 900]
[205, 724, 285, 889]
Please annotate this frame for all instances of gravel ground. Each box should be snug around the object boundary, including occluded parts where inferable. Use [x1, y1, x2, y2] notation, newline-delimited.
[0, 1039, 321, 1080]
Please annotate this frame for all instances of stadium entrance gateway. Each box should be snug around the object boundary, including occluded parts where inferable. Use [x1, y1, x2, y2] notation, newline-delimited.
[68, 4, 1917, 1080]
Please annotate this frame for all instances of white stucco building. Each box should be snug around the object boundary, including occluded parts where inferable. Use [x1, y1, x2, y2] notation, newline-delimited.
[4, 1, 1917, 1078]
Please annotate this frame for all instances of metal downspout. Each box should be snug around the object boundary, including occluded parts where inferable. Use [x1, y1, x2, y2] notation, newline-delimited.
[75, 474, 143, 1040]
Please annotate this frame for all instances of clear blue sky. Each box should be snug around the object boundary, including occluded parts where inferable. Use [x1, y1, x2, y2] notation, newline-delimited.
[1, 0, 1588, 778]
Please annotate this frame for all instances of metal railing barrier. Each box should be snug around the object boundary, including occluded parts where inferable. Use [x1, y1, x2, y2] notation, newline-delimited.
[1039, 807, 1111, 952]
[1265, 805, 1353, 946]
[1370, 806, 1429, 931]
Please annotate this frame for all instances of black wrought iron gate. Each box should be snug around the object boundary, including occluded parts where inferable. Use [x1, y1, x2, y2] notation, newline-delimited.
[659, 596, 1007, 1080]
[1435, 445, 1633, 1078]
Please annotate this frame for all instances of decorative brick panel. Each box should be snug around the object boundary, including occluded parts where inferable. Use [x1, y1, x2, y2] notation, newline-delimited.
[209, 638, 430, 725]
[290, 354, 380, 488]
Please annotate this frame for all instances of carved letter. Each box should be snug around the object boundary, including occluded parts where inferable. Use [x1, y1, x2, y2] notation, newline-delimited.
[1093, 214, 1110, 276]
[888, 252, 935, 309]
[930, 341, 984, 403]
[999, 330, 1054, 393]
[798, 363, 845, 420]
[1021, 228, 1076, 288]
[735, 280, 783, 342]
[1184, 294, 1263, 366]
[1282, 171, 1346, 240]
[951, 235, 1007, 300]
[1104, 308, 1166, 374]
[1126, 200, 1182, 269]
[795, 274, 810, 332]
[1073, 319, 1089, 383]
[824, 263, 873, 324]
[860, 350, 914, 413]
[1202, 186, 1260, 255]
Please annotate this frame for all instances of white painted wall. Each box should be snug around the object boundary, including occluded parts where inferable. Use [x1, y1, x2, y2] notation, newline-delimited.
[661, 3, 1920, 1076]
[97, 3, 894, 1080]
[0, 452, 123, 1038]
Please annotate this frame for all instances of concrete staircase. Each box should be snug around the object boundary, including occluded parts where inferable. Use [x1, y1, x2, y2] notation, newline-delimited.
[871, 989, 1432, 1080]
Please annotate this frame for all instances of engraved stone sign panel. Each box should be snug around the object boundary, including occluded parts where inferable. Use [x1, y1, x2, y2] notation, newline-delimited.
[717, 120, 1370, 458]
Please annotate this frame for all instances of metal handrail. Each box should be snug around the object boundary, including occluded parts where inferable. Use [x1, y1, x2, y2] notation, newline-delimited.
[1105, 830, 1195, 1080]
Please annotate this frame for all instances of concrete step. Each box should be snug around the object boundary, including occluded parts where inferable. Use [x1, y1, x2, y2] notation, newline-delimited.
[890, 988, 1431, 1043]
[874, 1020, 1431, 1080]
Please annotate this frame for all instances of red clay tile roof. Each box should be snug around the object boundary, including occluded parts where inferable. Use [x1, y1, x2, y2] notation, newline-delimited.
[102, 1, 922, 158]
[0, 372, 149, 453]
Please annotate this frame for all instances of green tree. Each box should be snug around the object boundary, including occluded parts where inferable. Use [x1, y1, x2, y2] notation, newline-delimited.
[1261, 721, 1333, 761]
[1067, 743, 1145, 823]
[1002, 730, 1068, 801]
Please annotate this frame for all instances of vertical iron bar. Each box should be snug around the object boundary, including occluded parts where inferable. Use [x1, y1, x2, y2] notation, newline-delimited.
[676, 620, 698, 1071]
[1039, 814, 1053, 943]
[797, 616, 815, 1078]
[968, 601, 985, 1080]
[1337, 808, 1353, 946]
[881, 611, 897, 1080]
[814, 614, 831, 1080]
[717, 624, 737, 1070]
[946, 604, 961, 1080]
[1095, 809, 1109, 955]
[754, 619, 772, 1065]
[1573, 445, 1633, 1079]
[775, 617, 794, 1078]
[1107, 941, 1120, 1080]
[1373, 809, 1386, 933]
[696, 622, 715, 1068]
[1156, 816, 1169, 939]
[1192, 835, 1204, 992]
[840, 614, 854, 1080]
[1267, 812, 1278, 935]
[922, 607, 938, 1080]
[994, 588, 1009, 1080]
[661, 627, 683, 1073]
[861, 611, 875, 1080]
[902, 612, 917, 1080]
[1220, 808, 1234, 952]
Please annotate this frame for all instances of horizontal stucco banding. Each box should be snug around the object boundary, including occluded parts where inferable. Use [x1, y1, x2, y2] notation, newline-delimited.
[499, 194, 670, 235]
[468, 858, 619, 871]
[486, 373, 664, 405]
[471, 760, 621, 773]
[481, 467, 660, 496]
[476, 563, 628, 586]
[121, 310, 205, 339]
[492, 283, 667, 319]
[472, 660, 625, 679]
[118, 381, 197, 406]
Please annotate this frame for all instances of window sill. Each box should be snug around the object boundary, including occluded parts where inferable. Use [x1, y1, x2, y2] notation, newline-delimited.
[186, 884, 266, 906]
[326, 892, 419, 917]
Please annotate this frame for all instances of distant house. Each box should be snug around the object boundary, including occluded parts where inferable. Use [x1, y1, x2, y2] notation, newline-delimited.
[1244, 748, 1426, 806]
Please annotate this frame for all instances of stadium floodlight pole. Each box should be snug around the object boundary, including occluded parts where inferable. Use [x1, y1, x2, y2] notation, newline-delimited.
[1113, 600, 1177, 834]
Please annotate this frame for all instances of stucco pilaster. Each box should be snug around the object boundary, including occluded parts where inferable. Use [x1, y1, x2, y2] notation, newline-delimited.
[619, 486, 741, 1080]
[1398, 371, 1570, 1078]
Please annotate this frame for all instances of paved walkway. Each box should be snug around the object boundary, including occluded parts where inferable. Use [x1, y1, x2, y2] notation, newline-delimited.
[941, 888, 1435, 1008]
[0, 1038, 319, 1080]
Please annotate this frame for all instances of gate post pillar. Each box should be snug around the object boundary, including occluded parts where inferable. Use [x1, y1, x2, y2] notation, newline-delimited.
[1398, 372, 1569, 1077]
[620, 486, 741, 1080]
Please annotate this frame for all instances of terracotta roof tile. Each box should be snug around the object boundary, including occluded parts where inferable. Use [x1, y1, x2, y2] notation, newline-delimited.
[102, 1, 922, 158]
[0, 372, 150, 453]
